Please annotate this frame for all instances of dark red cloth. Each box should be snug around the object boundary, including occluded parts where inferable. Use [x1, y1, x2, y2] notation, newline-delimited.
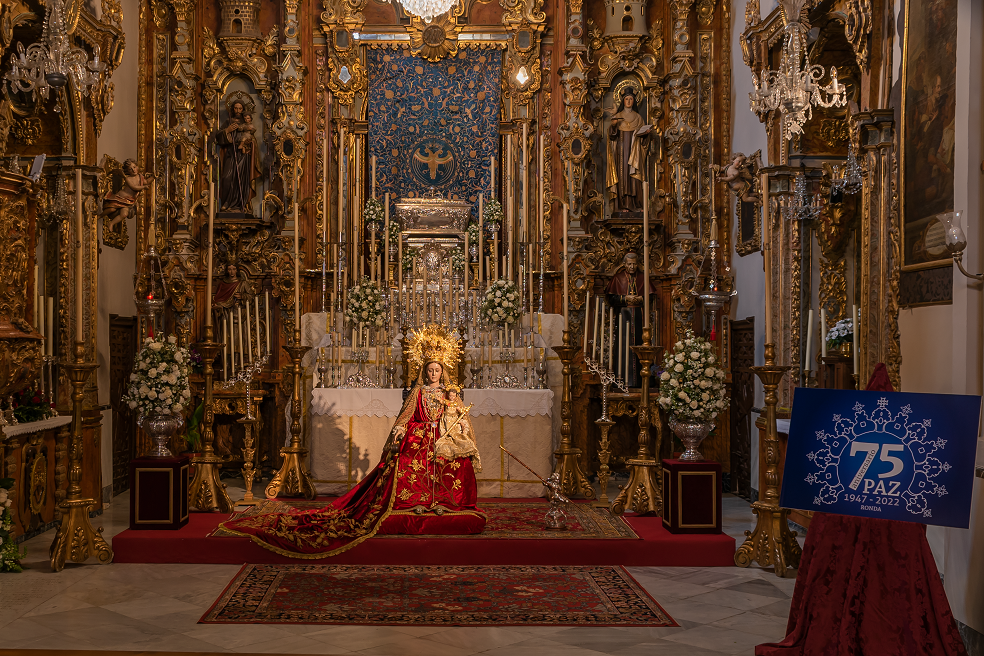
[756, 363, 967, 656]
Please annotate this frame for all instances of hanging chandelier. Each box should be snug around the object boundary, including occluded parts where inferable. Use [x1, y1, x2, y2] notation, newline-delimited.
[749, 2, 846, 141]
[395, 0, 455, 24]
[783, 175, 822, 222]
[831, 143, 863, 195]
[5, 0, 105, 100]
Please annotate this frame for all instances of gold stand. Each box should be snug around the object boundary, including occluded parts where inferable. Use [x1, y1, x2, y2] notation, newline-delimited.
[592, 419, 615, 507]
[265, 334, 316, 499]
[189, 326, 233, 512]
[50, 341, 112, 572]
[611, 327, 663, 516]
[237, 396, 259, 506]
[552, 330, 595, 499]
[734, 343, 802, 577]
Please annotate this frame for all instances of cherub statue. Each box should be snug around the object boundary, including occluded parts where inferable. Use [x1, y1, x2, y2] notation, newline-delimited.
[101, 159, 153, 232]
[712, 149, 763, 204]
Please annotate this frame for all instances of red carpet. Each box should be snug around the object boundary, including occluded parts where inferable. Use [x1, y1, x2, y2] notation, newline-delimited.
[199, 564, 678, 626]
[113, 498, 736, 566]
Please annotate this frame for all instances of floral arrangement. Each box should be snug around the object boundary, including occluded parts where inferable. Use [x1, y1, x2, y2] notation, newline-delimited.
[345, 276, 386, 327]
[825, 318, 853, 349]
[364, 197, 384, 231]
[449, 247, 465, 272]
[402, 247, 420, 274]
[0, 477, 25, 572]
[467, 221, 480, 246]
[658, 331, 728, 423]
[122, 335, 192, 416]
[481, 279, 522, 325]
[483, 199, 503, 231]
[10, 387, 55, 424]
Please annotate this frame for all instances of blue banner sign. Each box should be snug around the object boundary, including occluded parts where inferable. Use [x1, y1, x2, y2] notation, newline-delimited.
[780, 388, 981, 528]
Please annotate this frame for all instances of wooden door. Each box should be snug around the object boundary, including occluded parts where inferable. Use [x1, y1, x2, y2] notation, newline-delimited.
[109, 315, 138, 495]
[729, 318, 755, 499]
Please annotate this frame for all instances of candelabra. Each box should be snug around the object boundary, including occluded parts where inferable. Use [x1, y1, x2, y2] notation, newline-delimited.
[341, 346, 375, 388]
[551, 330, 595, 499]
[266, 330, 316, 499]
[584, 356, 628, 507]
[782, 175, 822, 223]
[315, 347, 328, 388]
[218, 354, 269, 505]
[831, 143, 863, 196]
[611, 327, 663, 516]
[693, 226, 737, 339]
[43, 355, 58, 416]
[189, 325, 234, 512]
[50, 341, 112, 571]
[734, 343, 802, 577]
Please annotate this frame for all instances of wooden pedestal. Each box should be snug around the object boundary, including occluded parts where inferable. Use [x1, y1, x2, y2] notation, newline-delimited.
[129, 455, 190, 530]
[661, 459, 722, 534]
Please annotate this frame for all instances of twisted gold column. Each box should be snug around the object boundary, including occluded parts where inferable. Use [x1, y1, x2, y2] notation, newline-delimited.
[266, 333, 316, 499]
[551, 330, 595, 499]
[734, 343, 802, 577]
[50, 341, 112, 571]
[189, 326, 233, 512]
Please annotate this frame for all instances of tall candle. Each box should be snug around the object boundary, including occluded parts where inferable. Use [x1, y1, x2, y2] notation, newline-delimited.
[490, 155, 495, 195]
[820, 308, 828, 358]
[478, 194, 484, 288]
[206, 181, 215, 326]
[265, 291, 271, 353]
[506, 134, 513, 280]
[338, 124, 345, 248]
[608, 305, 614, 371]
[371, 155, 377, 199]
[33, 264, 38, 328]
[562, 203, 569, 327]
[254, 295, 262, 357]
[593, 298, 601, 361]
[761, 172, 772, 343]
[618, 315, 625, 380]
[75, 168, 83, 343]
[643, 180, 650, 329]
[294, 200, 301, 327]
[383, 192, 390, 285]
[804, 309, 814, 374]
[46, 296, 53, 356]
[583, 293, 591, 353]
[245, 301, 253, 361]
[464, 232, 470, 295]
[522, 121, 528, 244]
[538, 132, 544, 248]
[149, 179, 157, 249]
[853, 305, 859, 375]
[237, 305, 245, 366]
[223, 317, 230, 377]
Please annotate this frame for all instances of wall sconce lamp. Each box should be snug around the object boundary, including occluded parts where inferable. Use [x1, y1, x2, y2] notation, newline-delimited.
[943, 212, 983, 281]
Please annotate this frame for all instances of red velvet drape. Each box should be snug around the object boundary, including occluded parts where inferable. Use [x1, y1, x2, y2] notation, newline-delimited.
[756, 363, 968, 656]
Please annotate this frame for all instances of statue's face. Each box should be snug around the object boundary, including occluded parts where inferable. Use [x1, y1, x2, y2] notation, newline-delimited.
[232, 102, 244, 118]
[227, 264, 237, 277]
[625, 257, 638, 274]
[624, 94, 635, 109]
[124, 161, 137, 176]
[425, 362, 443, 384]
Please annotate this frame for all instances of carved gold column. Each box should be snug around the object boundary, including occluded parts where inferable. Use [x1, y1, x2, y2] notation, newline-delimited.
[551, 330, 595, 499]
[611, 327, 662, 516]
[188, 327, 233, 512]
[50, 342, 112, 571]
[734, 343, 802, 577]
[266, 331, 316, 499]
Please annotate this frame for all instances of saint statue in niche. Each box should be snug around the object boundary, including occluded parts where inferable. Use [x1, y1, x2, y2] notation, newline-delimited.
[606, 252, 656, 387]
[217, 100, 259, 214]
[212, 262, 253, 311]
[101, 159, 153, 233]
[605, 90, 652, 213]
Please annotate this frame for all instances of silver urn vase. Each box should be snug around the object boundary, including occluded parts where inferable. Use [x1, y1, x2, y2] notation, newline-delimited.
[669, 417, 714, 461]
[139, 412, 184, 458]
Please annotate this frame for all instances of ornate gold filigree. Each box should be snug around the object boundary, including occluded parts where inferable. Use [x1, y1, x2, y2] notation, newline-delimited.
[696, 0, 717, 25]
[407, 2, 464, 62]
[845, 0, 872, 72]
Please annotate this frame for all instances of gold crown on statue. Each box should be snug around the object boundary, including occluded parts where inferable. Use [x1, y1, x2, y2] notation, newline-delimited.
[406, 323, 462, 385]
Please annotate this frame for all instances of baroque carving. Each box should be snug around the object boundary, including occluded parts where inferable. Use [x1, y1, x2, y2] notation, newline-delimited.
[407, 2, 464, 62]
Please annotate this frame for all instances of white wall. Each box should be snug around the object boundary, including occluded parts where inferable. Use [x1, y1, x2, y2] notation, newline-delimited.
[94, 3, 140, 499]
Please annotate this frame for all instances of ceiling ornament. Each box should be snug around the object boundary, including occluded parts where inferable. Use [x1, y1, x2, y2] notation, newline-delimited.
[406, 1, 464, 62]
[396, 0, 456, 25]
[748, 0, 847, 140]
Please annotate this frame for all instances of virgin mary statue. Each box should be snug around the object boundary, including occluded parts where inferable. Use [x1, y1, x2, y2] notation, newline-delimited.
[221, 324, 486, 557]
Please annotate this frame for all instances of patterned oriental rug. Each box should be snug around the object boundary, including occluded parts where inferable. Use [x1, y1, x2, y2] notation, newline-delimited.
[210, 499, 639, 540]
[200, 564, 677, 627]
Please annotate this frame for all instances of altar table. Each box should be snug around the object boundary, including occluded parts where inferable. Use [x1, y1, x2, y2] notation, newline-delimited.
[309, 387, 555, 498]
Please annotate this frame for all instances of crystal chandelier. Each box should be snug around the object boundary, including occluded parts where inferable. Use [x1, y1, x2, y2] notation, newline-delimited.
[783, 175, 822, 222]
[395, 0, 455, 23]
[5, 0, 105, 100]
[831, 143, 863, 195]
[749, 4, 847, 141]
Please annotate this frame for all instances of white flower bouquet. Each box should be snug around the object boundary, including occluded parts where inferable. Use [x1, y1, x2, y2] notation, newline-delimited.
[0, 478, 25, 572]
[483, 198, 503, 231]
[122, 335, 192, 417]
[449, 247, 465, 272]
[825, 318, 853, 349]
[658, 330, 728, 422]
[481, 279, 522, 325]
[364, 197, 384, 231]
[345, 276, 386, 327]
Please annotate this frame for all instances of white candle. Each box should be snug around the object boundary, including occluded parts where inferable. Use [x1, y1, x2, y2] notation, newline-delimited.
[384, 192, 390, 285]
[506, 134, 513, 280]
[245, 301, 253, 361]
[338, 124, 345, 248]
[75, 168, 83, 343]
[607, 304, 614, 370]
[593, 298, 601, 361]
[562, 203, 569, 327]
[206, 181, 215, 326]
[37, 286, 43, 339]
[294, 200, 301, 327]
[33, 264, 38, 329]
[237, 305, 245, 366]
[46, 296, 53, 356]
[254, 295, 262, 357]
[371, 155, 377, 199]
[643, 180, 650, 329]
[820, 308, 828, 358]
[223, 316, 230, 378]
[265, 291, 271, 353]
[804, 309, 814, 374]
[538, 132, 544, 248]
[522, 121, 528, 244]
[490, 155, 495, 195]
[761, 173, 772, 343]
[583, 293, 591, 354]
[618, 315, 625, 380]
[478, 193, 484, 288]
[853, 305, 859, 375]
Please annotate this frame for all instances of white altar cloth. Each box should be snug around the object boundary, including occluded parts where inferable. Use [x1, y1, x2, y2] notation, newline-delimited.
[308, 388, 555, 498]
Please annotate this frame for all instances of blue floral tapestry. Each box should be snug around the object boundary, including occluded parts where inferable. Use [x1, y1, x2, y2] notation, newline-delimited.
[367, 48, 501, 205]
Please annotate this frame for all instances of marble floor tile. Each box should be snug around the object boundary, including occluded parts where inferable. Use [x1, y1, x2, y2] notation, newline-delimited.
[686, 588, 782, 611]
[101, 592, 207, 620]
[230, 634, 349, 653]
[709, 611, 790, 639]
[631, 576, 718, 600]
[388, 625, 451, 637]
[721, 578, 792, 600]
[422, 626, 532, 650]
[20, 605, 151, 631]
[355, 635, 479, 656]
[608, 640, 730, 656]
[59, 619, 177, 647]
[754, 598, 794, 618]
[658, 598, 746, 624]
[0, 617, 60, 642]
[303, 625, 420, 650]
[476, 637, 612, 656]
[21, 593, 96, 617]
[666, 569, 753, 589]
[662, 625, 769, 654]
[180, 623, 300, 649]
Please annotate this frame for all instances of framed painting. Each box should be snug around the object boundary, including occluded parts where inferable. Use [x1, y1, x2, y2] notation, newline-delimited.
[900, 0, 957, 273]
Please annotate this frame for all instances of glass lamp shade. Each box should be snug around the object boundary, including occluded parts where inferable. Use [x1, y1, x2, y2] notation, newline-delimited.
[943, 211, 967, 255]
[134, 246, 167, 317]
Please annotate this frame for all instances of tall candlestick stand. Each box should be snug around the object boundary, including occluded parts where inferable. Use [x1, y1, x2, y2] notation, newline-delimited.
[551, 330, 595, 499]
[584, 357, 627, 508]
[734, 343, 802, 577]
[189, 325, 233, 512]
[50, 341, 112, 572]
[265, 331, 316, 499]
[611, 327, 662, 516]
[237, 379, 260, 506]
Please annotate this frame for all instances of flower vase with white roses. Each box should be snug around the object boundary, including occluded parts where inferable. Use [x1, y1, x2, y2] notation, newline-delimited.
[122, 335, 192, 457]
[657, 330, 728, 461]
[345, 277, 386, 327]
[481, 279, 522, 325]
[0, 477, 25, 572]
